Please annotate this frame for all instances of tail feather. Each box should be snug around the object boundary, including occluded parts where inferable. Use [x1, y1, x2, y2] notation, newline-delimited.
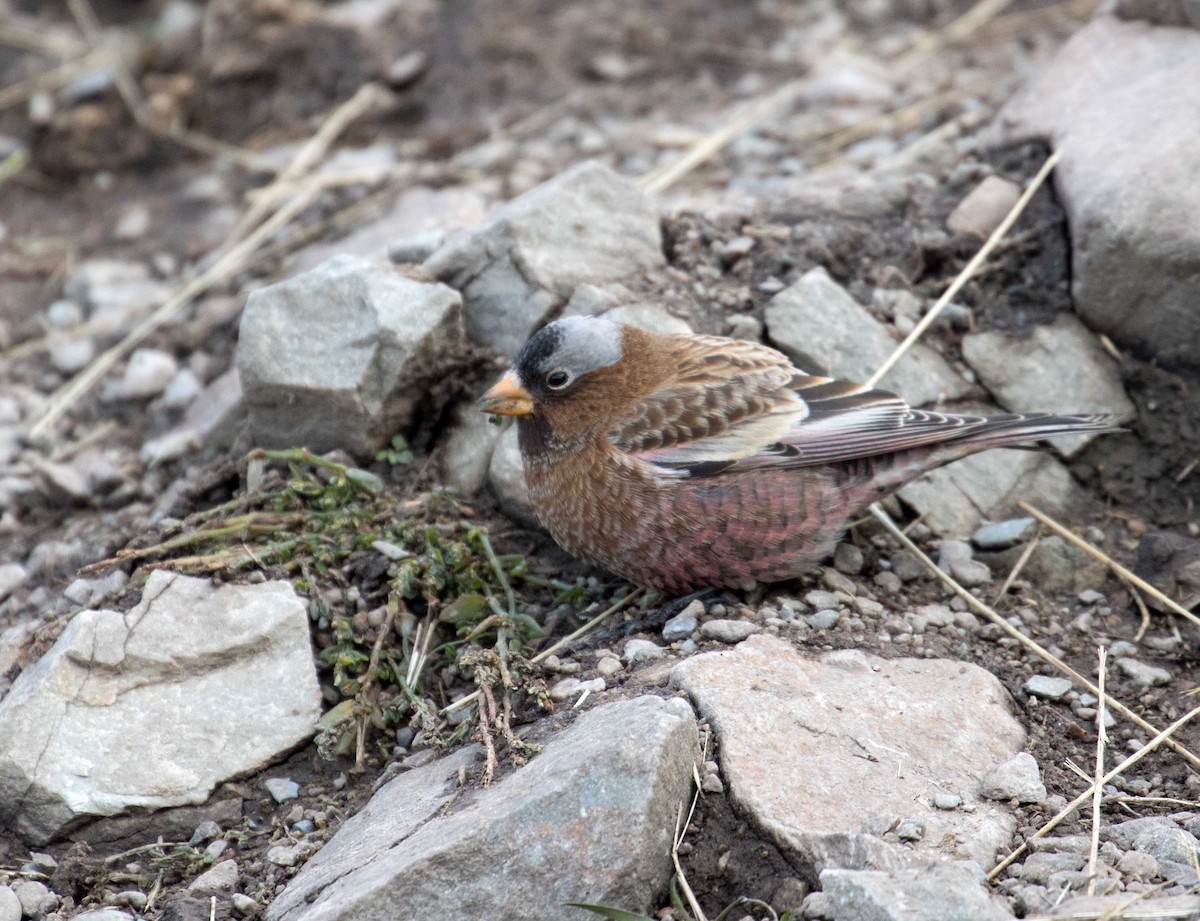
[949, 413, 1123, 450]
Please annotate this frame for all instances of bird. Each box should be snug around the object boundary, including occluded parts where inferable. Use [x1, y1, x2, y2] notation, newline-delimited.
[480, 315, 1121, 595]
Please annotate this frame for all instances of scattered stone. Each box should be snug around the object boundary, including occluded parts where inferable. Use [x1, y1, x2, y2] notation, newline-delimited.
[425, 161, 665, 356]
[268, 844, 305, 867]
[946, 176, 1022, 239]
[106, 347, 179, 400]
[820, 863, 1011, 921]
[663, 601, 703, 642]
[232, 894, 258, 916]
[895, 819, 924, 842]
[64, 259, 171, 335]
[1002, 17, 1200, 369]
[73, 911, 133, 921]
[972, 518, 1037, 550]
[889, 551, 926, 582]
[10, 880, 55, 919]
[937, 540, 992, 586]
[114, 204, 151, 240]
[699, 619, 757, 643]
[765, 268, 972, 407]
[833, 542, 864, 575]
[596, 655, 623, 677]
[602, 303, 692, 335]
[806, 609, 841, 631]
[160, 368, 203, 409]
[980, 753, 1047, 804]
[269, 697, 697, 921]
[0, 570, 322, 843]
[0, 562, 28, 602]
[1078, 589, 1105, 605]
[1111, 817, 1200, 864]
[805, 590, 841, 609]
[439, 404, 504, 496]
[190, 820, 222, 845]
[549, 677, 582, 702]
[486, 424, 536, 528]
[238, 255, 465, 456]
[1134, 531, 1200, 613]
[189, 859, 239, 894]
[1021, 850, 1084, 883]
[0, 886, 19, 921]
[962, 316, 1135, 456]
[1023, 676, 1073, 701]
[265, 778, 300, 803]
[48, 334, 96, 374]
[933, 793, 962, 810]
[978, 535, 1107, 594]
[1116, 657, 1173, 688]
[672, 637, 1024, 873]
[623, 638, 665, 663]
[1118, 850, 1159, 878]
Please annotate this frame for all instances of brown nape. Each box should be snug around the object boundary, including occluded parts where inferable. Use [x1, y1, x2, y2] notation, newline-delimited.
[537, 326, 679, 442]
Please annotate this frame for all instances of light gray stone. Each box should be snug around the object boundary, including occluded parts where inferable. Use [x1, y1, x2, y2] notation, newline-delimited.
[265, 777, 300, 802]
[9, 880, 54, 919]
[622, 638, 665, 663]
[269, 696, 697, 921]
[0, 570, 322, 843]
[106, 347, 179, 401]
[188, 859, 239, 894]
[699, 619, 757, 644]
[0, 563, 27, 602]
[764, 268, 972, 407]
[820, 862, 1012, 921]
[980, 753, 1047, 804]
[961, 316, 1135, 456]
[1020, 850, 1084, 883]
[426, 161, 665, 356]
[662, 602, 702, 642]
[486, 423, 536, 528]
[48, 334, 96, 374]
[1001, 17, 1200, 369]
[601, 303, 692, 336]
[1116, 657, 1172, 688]
[897, 447, 1088, 538]
[672, 637, 1024, 874]
[0, 885, 19, 921]
[1023, 676, 1073, 701]
[972, 518, 1037, 550]
[238, 255, 465, 456]
[72, 911, 133, 921]
[946, 176, 1022, 240]
[439, 404, 504, 496]
[64, 259, 171, 336]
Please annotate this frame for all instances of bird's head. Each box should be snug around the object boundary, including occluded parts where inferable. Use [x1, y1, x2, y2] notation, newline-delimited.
[481, 316, 631, 434]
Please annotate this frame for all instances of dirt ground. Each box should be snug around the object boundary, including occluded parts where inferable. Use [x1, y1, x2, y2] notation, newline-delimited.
[1, 0, 1198, 918]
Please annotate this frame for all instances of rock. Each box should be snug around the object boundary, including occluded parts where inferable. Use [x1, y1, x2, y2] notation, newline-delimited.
[264, 778, 300, 802]
[0, 885, 19, 921]
[1116, 657, 1172, 688]
[622, 638, 665, 663]
[980, 753, 1047, 804]
[662, 602, 702, 642]
[268, 696, 697, 921]
[486, 424, 536, 528]
[699, 619, 757, 643]
[72, 911, 133, 921]
[978, 535, 1107, 594]
[425, 161, 665, 356]
[10, 880, 55, 919]
[671, 637, 1024, 874]
[937, 540, 992, 586]
[972, 518, 1036, 550]
[0, 570, 322, 843]
[1116, 0, 1200, 26]
[833, 542, 864, 575]
[933, 793, 962, 810]
[114, 204, 151, 241]
[238, 255, 465, 456]
[946, 176, 1022, 240]
[105, 347, 179, 401]
[0, 563, 27, 602]
[807, 609, 841, 631]
[889, 551, 926, 582]
[1020, 851, 1084, 883]
[1001, 17, 1200, 369]
[897, 448, 1088, 538]
[160, 368, 203, 409]
[1110, 817, 1200, 865]
[48, 334, 96, 374]
[764, 268, 972, 407]
[820, 863, 1012, 921]
[961, 316, 1135, 456]
[439, 404, 504, 496]
[188, 859, 239, 894]
[1023, 676, 1073, 701]
[64, 259, 170, 336]
[601, 303, 692, 335]
[232, 894, 258, 917]
[1117, 849, 1159, 878]
[1134, 531, 1200, 612]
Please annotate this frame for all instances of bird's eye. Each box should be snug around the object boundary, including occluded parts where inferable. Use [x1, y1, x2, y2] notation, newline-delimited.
[546, 369, 572, 389]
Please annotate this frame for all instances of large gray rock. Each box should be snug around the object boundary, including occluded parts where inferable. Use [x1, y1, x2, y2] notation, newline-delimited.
[764, 268, 973, 407]
[897, 447, 1088, 538]
[439, 403, 505, 496]
[269, 695, 697, 921]
[671, 636, 1023, 875]
[238, 255, 465, 456]
[487, 424, 537, 528]
[0, 571, 321, 843]
[821, 863, 1013, 921]
[425, 161, 665, 356]
[1001, 17, 1200, 369]
[962, 315, 1135, 457]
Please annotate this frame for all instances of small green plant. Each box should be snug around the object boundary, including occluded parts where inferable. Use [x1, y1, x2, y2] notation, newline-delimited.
[376, 434, 415, 467]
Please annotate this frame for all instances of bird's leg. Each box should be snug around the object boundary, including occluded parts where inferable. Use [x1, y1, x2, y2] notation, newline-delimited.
[598, 586, 720, 640]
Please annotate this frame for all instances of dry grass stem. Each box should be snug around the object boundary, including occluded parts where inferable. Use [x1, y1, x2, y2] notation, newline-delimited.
[0, 18, 89, 56]
[893, 0, 1014, 72]
[866, 149, 1060, 387]
[869, 505, 1200, 772]
[993, 528, 1042, 602]
[988, 703, 1200, 880]
[672, 766, 709, 921]
[1019, 502, 1200, 632]
[1087, 646, 1108, 895]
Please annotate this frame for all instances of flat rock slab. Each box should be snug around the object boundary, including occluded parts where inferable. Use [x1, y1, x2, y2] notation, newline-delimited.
[425, 160, 665, 356]
[764, 267, 972, 408]
[962, 315, 1135, 457]
[238, 254, 465, 456]
[821, 863, 1013, 921]
[0, 571, 321, 843]
[671, 636, 1023, 874]
[269, 695, 698, 921]
[1001, 16, 1200, 369]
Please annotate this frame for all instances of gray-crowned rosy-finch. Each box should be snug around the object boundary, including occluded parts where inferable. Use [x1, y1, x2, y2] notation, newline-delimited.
[481, 316, 1119, 595]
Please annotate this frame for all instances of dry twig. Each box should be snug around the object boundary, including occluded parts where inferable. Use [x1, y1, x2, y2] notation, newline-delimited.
[1087, 647, 1108, 896]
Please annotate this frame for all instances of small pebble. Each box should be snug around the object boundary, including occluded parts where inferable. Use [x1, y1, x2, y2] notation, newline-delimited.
[806, 609, 840, 631]
[231, 894, 258, 917]
[833, 542, 863, 575]
[972, 518, 1036, 549]
[596, 655, 623, 677]
[896, 819, 924, 841]
[1077, 589, 1105, 605]
[266, 844, 302, 867]
[1024, 675, 1073, 701]
[188, 859, 238, 894]
[622, 638, 664, 663]
[933, 793, 961, 810]
[699, 619, 757, 643]
[890, 550, 926, 581]
[702, 773, 725, 794]
[804, 590, 840, 610]
[1116, 657, 1172, 688]
[264, 777, 300, 802]
[663, 600, 703, 641]
[189, 819, 222, 845]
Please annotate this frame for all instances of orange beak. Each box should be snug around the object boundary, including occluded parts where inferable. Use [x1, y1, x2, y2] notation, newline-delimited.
[480, 371, 534, 416]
